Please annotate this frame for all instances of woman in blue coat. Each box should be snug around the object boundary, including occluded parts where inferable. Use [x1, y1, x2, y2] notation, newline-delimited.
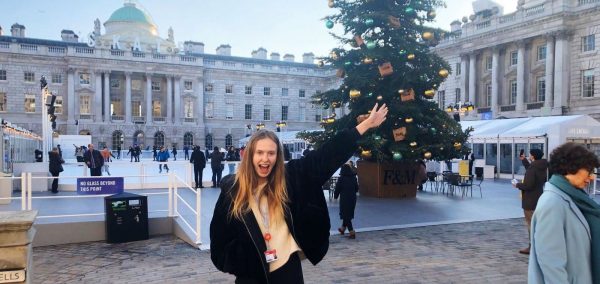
[528, 142, 600, 284]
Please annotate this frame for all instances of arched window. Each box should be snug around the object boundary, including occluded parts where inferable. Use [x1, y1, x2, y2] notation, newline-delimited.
[112, 131, 123, 149]
[133, 131, 145, 148]
[225, 134, 233, 148]
[154, 131, 165, 147]
[183, 132, 194, 147]
[205, 134, 213, 149]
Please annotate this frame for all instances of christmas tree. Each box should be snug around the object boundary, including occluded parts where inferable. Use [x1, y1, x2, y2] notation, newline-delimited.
[300, 0, 471, 163]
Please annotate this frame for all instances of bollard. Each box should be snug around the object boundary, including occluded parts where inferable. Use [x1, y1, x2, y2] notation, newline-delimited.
[0, 210, 37, 284]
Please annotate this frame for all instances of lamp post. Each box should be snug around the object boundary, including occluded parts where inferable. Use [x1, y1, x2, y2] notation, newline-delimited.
[275, 121, 287, 132]
[255, 122, 265, 131]
[446, 101, 474, 121]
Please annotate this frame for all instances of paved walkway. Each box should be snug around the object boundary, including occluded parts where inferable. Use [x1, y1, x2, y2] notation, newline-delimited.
[33, 218, 528, 284]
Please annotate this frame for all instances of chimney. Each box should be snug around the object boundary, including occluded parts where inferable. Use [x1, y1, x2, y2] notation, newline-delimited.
[270, 52, 280, 61]
[251, 47, 267, 59]
[216, 44, 231, 56]
[283, 54, 295, 62]
[61, 30, 78, 42]
[10, 23, 25, 38]
[184, 41, 204, 54]
[302, 52, 314, 64]
[450, 20, 462, 33]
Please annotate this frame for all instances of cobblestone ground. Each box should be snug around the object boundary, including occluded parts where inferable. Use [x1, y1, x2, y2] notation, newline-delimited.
[33, 218, 528, 284]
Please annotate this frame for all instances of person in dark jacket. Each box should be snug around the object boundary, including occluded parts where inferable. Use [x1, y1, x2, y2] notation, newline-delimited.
[210, 146, 224, 187]
[48, 147, 64, 193]
[83, 144, 104, 176]
[334, 163, 359, 239]
[210, 103, 387, 283]
[184, 145, 190, 160]
[190, 146, 206, 188]
[513, 148, 548, 255]
[172, 146, 178, 161]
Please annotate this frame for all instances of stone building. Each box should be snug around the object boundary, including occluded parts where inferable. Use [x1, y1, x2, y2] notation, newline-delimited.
[0, 2, 336, 150]
[433, 0, 600, 121]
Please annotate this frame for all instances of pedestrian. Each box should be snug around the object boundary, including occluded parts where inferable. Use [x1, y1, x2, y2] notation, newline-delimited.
[101, 146, 114, 176]
[210, 103, 387, 283]
[334, 163, 359, 239]
[239, 146, 245, 160]
[190, 146, 206, 188]
[513, 148, 548, 255]
[34, 149, 43, 162]
[205, 148, 210, 162]
[134, 144, 141, 162]
[283, 145, 291, 161]
[116, 144, 121, 159]
[83, 143, 104, 176]
[57, 144, 62, 158]
[184, 145, 190, 160]
[528, 142, 600, 283]
[153, 145, 158, 161]
[226, 146, 238, 174]
[157, 146, 170, 173]
[48, 147, 64, 193]
[210, 146, 224, 187]
[74, 144, 84, 163]
[172, 146, 178, 161]
[127, 146, 134, 162]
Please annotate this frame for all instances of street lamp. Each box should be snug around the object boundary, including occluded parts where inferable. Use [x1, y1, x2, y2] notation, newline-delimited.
[446, 101, 474, 121]
[256, 122, 265, 131]
[275, 121, 287, 132]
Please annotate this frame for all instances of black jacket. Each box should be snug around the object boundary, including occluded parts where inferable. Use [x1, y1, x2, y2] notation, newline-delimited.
[210, 151, 224, 169]
[83, 149, 104, 169]
[516, 159, 548, 210]
[190, 150, 206, 168]
[210, 128, 360, 283]
[48, 151, 64, 173]
[334, 165, 358, 220]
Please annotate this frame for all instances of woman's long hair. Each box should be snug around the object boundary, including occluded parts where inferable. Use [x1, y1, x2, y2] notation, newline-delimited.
[230, 130, 288, 223]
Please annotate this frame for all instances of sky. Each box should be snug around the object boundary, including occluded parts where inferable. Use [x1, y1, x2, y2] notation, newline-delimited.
[0, 0, 518, 58]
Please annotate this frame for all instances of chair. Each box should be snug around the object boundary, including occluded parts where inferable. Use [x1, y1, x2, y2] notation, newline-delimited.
[472, 167, 484, 198]
[441, 171, 453, 194]
[425, 172, 439, 192]
[449, 174, 473, 198]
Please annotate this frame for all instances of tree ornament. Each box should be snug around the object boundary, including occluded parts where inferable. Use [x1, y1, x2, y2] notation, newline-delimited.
[438, 69, 449, 78]
[361, 149, 372, 158]
[424, 151, 432, 159]
[410, 141, 417, 147]
[392, 127, 407, 141]
[422, 32, 434, 40]
[378, 62, 393, 76]
[366, 41, 377, 50]
[376, 95, 383, 101]
[405, 7, 415, 14]
[374, 135, 382, 141]
[364, 18, 374, 26]
[367, 92, 374, 97]
[330, 51, 339, 60]
[407, 54, 416, 60]
[431, 127, 437, 134]
[453, 142, 462, 150]
[349, 89, 361, 99]
[399, 49, 407, 55]
[405, 117, 413, 123]
[327, 117, 336, 123]
[322, 102, 330, 109]
[354, 35, 365, 47]
[424, 89, 435, 98]
[427, 10, 437, 19]
[362, 57, 373, 64]
[344, 61, 352, 66]
[326, 20, 334, 29]
[316, 60, 325, 67]
[393, 152, 402, 161]
[388, 16, 401, 28]
[400, 88, 415, 102]
[331, 101, 341, 108]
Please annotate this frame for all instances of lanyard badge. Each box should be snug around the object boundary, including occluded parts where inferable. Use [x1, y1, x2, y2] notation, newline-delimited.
[257, 195, 278, 263]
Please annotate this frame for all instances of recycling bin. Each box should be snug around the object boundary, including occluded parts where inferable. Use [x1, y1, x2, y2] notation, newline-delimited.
[104, 192, 148, 243]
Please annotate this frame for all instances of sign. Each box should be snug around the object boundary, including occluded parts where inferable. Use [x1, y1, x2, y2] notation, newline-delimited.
[0, 270, 25, 284]
[481, 111, 493, 120]
[77, 177, 124, 195]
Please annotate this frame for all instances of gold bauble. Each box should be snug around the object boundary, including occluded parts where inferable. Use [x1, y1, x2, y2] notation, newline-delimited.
[424, 151, 432, 159]
[424, 89, 435, 98]
[422, 32, 434, 40]
[410, 142, 417, 147]
[398, 89, 405, 95]
[361, 150, 372, 158]
[363, 57, 373, 64]
[407, 54, 416, 60]
[376, 95, 383, 101]
[454, 142, 462, 149]
[317, 60, 325, 68]
[349, 89, 361, 99]
[405, 117, 413, 123]
[438, 69, 449, 78]
[330, 51, 339, 60]
[327, 118, 335, 123]
[427, 11, 437, 19]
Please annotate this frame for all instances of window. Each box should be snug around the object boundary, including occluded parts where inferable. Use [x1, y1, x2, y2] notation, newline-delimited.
[24, 94, 35, 113]
[183, 132, 194, 147]
[80, 95, 91, 114]
[51, 73, 62, 84]
[299, 105, 305, 121]
[132, 79, 142, 90]
[437, 90, 445, 108]
[184, 80, 193, 91]
[151, 81, 161, 91]
[485, 56, 492, 71]
[245, 85, 252, 95]
[111, 99, 122, 116]
[24, 72, 35, 82]
[225, 84, 233, 94]
[455, 62, 461, 75]
[205, 134, 213, 149]
[154, 132, 165, 147]
[537, 77, 546, 102]
[510, 80, 517, 104]
[245, 104, 252, 120]
[132, 101, 141, 117]
[582, 35, 595, 52]
[224, 62, 236, 68]
[226, 104, 233, 120]
[205, 102, 214, 118]
[264, 87, 271, 96]
[152, 101, 161, 117]
[79, 73, 90, 85]
[110, 79, 120, 88]
[583, 69, 595, 98]
[299, 89, 306, 97]
[281, 106, 288, 120]
[205, 59, 216, 66]
[510, 51, 518, 66]
[537, 46, 547, 61]
[205, 83, 214, 93]
[55, 95, 63, 114]
[281, 88, 288, 96]
[0, 70, 6, 81]
[315, 114, 322, 122]
[0, 93, 6, 112]
[264, 105, 271, 120]
[486, 83, 492, 107]
[225, 134, 233, 148]
[112, 131, 123, 149]
[184, 97, 194, 118]
[455, 88, 461, 103]
[242, 63, 254, 69]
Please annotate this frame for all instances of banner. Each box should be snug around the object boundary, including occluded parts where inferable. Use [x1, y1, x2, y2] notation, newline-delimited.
[77, 177, 124, 195]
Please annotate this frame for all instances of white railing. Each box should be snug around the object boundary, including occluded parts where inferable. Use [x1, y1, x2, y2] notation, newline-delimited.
[173, 174, 202, 245]
[0, 173, 27, 210]
[48, 46, 66, 54]
[579, 0, 600, 4]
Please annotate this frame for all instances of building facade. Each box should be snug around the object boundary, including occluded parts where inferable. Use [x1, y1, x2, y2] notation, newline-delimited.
[433, 0, 600, 121]
[0, 2, 336, 150]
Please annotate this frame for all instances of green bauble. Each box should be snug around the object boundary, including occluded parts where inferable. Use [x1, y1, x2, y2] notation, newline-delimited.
[405, 7, 414, 14]
[399, 49, 407, 55]
[322, 102, 329, 109]
[374, 135, 382, 141]
[366, 41, 376, 49]
[326, 20, 334, 29]
[393, 152, 402, 160]
[364, 18, 374, 26]
[344, 61, 352, 66]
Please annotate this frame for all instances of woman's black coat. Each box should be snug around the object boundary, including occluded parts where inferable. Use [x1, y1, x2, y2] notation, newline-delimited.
[48, 151, 64, 173]
[210, 128, 360, 283]
[334, 166, 358, 220]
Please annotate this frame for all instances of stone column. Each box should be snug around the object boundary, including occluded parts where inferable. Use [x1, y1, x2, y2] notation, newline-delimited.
[460, 55, 468, 102]
[103, 72, 111, 122]
[125, 72, 132, 123]
[544, 34, 555, 109]
[516, 40, 527, 112]
[174, 76, 181, 124]
[468, 53, 477, 104]
[146, 74, 153, 124]
[491, 47, 500, 116]
[94, 72, 102, 123]
[0, 211, 37, 284]
[554, 31, 570, 112]
[167, 76, 173, 124]
[196, 77, 204, 126]
[67, 68, 75, 124]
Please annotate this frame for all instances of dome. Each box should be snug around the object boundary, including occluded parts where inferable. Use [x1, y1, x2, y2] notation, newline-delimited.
[106, 3, 156, 27]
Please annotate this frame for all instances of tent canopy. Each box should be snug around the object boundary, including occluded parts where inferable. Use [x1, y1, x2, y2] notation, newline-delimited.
[237, 130, 320, 147]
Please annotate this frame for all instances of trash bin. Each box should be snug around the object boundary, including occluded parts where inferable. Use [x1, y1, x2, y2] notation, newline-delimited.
[0, 172, 12, 205]
[104, 192, 148, 243]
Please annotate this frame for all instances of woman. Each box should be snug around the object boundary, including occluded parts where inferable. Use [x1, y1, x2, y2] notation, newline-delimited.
[157, 147, 170, 173]
[48, 147, 64, 193]
[334, 163, 359, 239]
[210, 103, 387, 283]
[528, 142, 600, 283]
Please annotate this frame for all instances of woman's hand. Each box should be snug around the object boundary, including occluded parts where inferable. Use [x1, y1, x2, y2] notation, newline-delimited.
[356, 103, 388, 135]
